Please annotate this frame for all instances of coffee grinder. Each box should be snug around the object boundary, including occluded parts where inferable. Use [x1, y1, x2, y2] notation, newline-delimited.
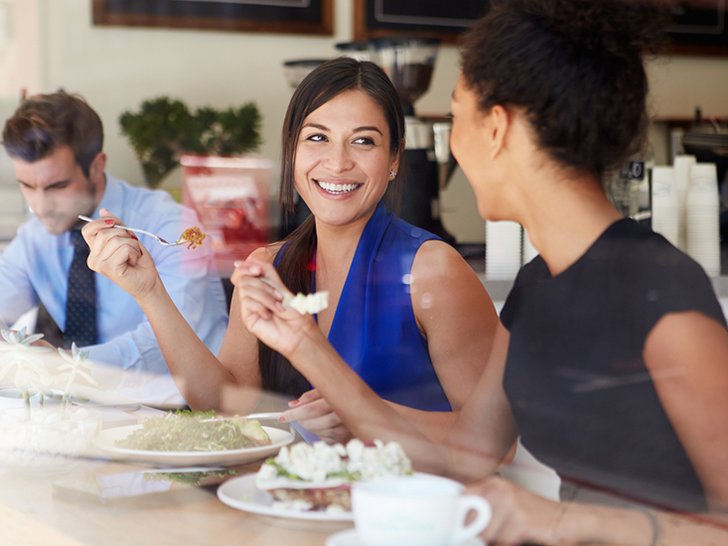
[369, 37, 456, 244]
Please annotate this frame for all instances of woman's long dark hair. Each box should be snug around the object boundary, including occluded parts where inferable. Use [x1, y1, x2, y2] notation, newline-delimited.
[259, 57, 406, 396]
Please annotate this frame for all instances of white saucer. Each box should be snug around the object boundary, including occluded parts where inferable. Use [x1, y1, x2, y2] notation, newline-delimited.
[325, 528, 484, 546]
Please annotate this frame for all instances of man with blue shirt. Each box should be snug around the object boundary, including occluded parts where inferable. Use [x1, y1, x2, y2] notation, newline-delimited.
[0, 90, 228, 406]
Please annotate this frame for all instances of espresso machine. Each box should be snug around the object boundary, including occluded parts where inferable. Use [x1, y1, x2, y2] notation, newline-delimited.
[280, 38, 456, 243]
[369, 37, 456, 244]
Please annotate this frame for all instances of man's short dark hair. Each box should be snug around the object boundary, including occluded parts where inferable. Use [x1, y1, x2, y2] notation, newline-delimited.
[2, 90, 103, 177]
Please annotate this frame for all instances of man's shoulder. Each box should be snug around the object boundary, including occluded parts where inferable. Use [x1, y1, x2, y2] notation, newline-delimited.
[13, 215, 49, 242]
[115, 178, 178, 206]
[112, 178, 192, 221]
[0, 216, 57, 269]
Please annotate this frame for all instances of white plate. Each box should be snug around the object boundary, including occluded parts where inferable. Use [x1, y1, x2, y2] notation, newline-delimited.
[217, 473, 353, 522]
[326, 528, 484, 546]
[93, 424, 293, 466]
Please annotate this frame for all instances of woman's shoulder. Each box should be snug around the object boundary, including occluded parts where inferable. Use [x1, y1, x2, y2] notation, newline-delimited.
[609, 221, 706, 280]
[412, 240, 485, 288]
[413, 239, 466, 269]
[387, 216, 438, 241]
[607, 221, 725, 326]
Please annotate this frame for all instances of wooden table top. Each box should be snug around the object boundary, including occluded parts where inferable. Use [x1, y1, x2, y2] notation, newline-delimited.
[0, 457, 351, 546]
[0, 401, 350, 546]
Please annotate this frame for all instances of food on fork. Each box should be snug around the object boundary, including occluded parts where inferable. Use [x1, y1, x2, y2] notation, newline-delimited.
[115, 411, 271, 451]
[256, 439, 412, 512]
[284, 290, 329, 315]
[179, 226, 207, 249]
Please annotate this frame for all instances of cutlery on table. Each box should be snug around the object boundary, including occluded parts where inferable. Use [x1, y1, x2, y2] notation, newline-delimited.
[201, 412, 312, 443]
[202, 411, 284, 423]
[77, 215, 186, 247]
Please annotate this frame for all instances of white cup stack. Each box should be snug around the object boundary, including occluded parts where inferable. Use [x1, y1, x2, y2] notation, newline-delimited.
[651, 166, 680, 248]
[685, 162, 721, 277]
[485, 220, 522, 280]
[672, 154, 696, 251]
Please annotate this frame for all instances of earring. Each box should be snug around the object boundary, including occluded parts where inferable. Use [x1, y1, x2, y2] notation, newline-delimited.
[388, 170, 397, 180]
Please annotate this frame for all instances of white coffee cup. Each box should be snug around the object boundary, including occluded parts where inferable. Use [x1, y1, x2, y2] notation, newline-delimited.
[351, 474, 491, 546]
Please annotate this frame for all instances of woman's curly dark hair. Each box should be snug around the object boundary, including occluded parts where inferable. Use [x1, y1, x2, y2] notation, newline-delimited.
[460, 0, 670, 181]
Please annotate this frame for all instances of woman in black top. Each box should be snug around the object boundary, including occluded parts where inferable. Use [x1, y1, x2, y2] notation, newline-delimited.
[236, 0, 728, 543]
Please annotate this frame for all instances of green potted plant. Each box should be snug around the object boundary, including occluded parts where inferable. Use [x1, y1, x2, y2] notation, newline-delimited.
[119, 97, 262, 188]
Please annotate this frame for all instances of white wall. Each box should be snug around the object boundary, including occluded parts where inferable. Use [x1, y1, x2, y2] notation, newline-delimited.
[647, 54, 728, 118]
[1, 0, 727, 243]
[0, 0, 40, 97]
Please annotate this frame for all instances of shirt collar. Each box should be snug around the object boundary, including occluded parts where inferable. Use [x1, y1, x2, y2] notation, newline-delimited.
[65, 173, 121, 245]
[92, 173, 122, 218]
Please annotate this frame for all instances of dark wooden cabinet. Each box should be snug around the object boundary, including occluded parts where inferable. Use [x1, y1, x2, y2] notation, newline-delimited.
[667, 1, 728, 55]
[353, 0, 489, 43]
[93, 0, 333, 35]
[353, 0, 728, 54]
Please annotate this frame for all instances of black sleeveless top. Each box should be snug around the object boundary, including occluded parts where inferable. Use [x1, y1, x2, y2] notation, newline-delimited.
[501, 219, 726, 512]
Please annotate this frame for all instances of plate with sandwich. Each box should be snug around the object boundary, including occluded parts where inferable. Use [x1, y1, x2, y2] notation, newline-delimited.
[217, 439, 412, 521]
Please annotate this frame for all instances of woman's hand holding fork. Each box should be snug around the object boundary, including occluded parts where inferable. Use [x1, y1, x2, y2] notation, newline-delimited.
[81, 208, 162, 302]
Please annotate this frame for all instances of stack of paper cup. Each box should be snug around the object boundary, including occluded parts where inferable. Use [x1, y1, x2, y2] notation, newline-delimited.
[673, 155, 696, 251]
[485, 220, 522, 279]
[651, 166, 680, 248]
[685, 162, 721, 277]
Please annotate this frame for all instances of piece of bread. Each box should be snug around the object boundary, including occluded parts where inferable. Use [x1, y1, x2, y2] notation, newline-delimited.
[264, 484, 353, 512]
[284, 290, 329, 314]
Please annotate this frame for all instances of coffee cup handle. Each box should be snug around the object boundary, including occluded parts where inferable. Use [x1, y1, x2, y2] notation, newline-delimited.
[452, 495, 492, 545]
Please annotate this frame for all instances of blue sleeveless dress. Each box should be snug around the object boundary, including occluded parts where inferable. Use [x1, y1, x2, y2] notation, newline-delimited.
[278, 203, 450, 411]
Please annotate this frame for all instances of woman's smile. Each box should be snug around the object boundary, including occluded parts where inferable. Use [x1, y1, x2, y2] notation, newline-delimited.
[314, 178, 362, 196]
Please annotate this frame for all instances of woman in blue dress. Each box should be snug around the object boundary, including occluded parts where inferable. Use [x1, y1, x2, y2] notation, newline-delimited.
[82, 58, 498, 442]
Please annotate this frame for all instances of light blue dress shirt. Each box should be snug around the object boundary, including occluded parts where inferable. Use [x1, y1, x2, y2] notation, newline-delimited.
[0, 174, 228, 405]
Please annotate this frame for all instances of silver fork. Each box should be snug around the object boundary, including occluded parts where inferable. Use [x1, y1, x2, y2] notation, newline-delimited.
[78, 215, 186, 247]
[201, 411, 284, 423]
